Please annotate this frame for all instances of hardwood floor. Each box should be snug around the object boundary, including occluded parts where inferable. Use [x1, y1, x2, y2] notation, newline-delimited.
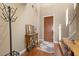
[22, 43, 63, 56]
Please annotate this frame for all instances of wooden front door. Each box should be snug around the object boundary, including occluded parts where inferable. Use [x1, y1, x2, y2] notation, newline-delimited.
[44, 16, 53, 42]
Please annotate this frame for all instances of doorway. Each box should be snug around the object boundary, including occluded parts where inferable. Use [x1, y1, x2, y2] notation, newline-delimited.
[44, 16, 53, 42]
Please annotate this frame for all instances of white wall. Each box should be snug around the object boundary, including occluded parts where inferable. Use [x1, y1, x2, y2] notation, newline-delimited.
[40, 3, 74, 42]
[0, 4, 10, 56]
[12, 3, 40, 52]
[0, 3, 40, 55]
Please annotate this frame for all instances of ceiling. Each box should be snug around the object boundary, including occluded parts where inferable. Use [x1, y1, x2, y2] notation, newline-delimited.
[40, 3, 56, 8]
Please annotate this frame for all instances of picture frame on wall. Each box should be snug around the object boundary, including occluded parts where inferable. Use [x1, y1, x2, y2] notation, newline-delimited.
[69, 18, 77, 39]
[68, 4, 77, 39]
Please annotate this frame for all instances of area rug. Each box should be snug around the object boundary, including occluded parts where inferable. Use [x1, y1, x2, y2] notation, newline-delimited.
[37, 41, 55, 53]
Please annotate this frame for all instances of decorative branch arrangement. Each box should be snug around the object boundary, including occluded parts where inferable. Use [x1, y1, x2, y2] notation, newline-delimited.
[0, 3, 19, 56]
[0, 3, 17, 22]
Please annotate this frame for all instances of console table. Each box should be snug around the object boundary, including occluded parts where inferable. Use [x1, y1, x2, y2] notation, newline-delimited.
[25, 33, 38, 51]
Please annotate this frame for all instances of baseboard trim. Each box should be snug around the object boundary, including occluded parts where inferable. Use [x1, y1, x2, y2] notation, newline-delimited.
[20, 48, 26, 55]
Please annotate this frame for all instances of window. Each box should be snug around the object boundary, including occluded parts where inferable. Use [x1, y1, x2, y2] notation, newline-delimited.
[66, 8, 68, 26]
[59, 24, 61, 41]
[74, 3, 76, 10]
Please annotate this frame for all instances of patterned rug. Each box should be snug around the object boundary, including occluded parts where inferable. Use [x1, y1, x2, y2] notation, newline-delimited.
[37, 41, 54, 53]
